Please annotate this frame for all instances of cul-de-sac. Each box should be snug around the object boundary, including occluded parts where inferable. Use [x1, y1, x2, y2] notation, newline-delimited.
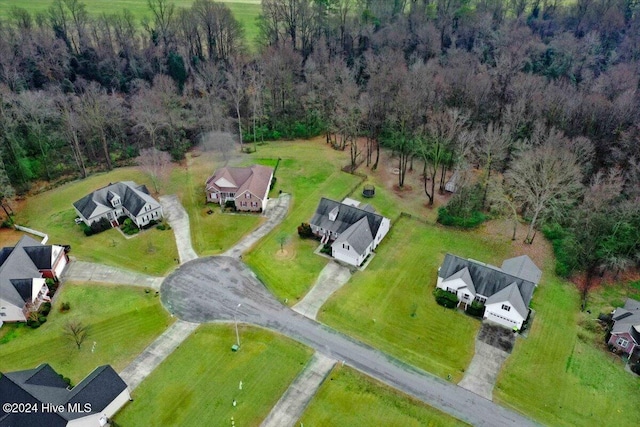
[1, 1, 639, 426]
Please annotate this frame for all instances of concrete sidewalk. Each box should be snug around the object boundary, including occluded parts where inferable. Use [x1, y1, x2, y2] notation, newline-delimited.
[119, 320, 199, 391]
[293, 262, 352, 320]
[223, 193, 290, 258]
[260, 352, 336, 427]
[159, 195, 198, 264]
[63, 260, 164, 290]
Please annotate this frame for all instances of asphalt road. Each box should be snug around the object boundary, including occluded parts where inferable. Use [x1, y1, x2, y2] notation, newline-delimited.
[161, 257, 540, 427]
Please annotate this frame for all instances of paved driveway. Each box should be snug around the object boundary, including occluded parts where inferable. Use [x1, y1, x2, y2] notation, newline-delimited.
[159, 195, 198, 264]
[161, 256, 539, 427]
[63, 260, 164, 290]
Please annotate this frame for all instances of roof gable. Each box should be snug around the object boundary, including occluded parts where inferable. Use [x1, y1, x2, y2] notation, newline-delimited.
[310, 198, 387, 238]
[443, 267, 475, 294]
[501, 255, 542, 285]
[333, 217, 374, 255]
[0, 236, 49, 308]
[73, 181, 160, 220]
[486, 282, 529, 318]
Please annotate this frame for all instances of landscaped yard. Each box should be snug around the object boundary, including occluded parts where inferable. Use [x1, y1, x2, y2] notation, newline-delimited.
[0, 283, 173, 383]
[299, 365, 468, 427]
[319, 216, 514, 381]
[243, 140, 363, 303]
[13, 167, 178, 276]
[114, 324, 313, 427]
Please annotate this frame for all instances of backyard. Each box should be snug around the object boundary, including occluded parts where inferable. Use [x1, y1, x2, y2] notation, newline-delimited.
[114, 324, 313, 427]
[0, 283, 172, 383]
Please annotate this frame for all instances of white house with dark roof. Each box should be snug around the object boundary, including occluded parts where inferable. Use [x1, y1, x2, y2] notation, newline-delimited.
[73, 181, 163, 229]
[205, 165, 274, 212]
[0, 235, 68, 328]
[309, 198, 390, 267]
[608, 298, 640, 357]
[0, 363, 130, 427]
[436, 254, 541, 329]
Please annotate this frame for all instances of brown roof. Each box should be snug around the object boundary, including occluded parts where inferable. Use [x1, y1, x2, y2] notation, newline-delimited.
[206, 165, 273, 200]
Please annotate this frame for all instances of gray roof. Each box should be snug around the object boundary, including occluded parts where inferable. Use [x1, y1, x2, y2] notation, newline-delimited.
[310, 198, 385, 238]
[1, 364, 128, 425]
[611, 298, 640, 343]
[501, 255, 542, 285]
[486, 282, 529, 318]
[332, 217, 374, 255]
[439, 253, 536, 308]
[442, 267, 476, 295]
[73, 181, 159, 221]
[0, 235, 49, 309]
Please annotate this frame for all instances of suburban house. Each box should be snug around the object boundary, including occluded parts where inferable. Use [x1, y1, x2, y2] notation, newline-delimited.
[205, 165, 274, 212]
[309, 197, 391, 267]
[608, 298, 640, 357]
[0, 363, 130, 427]
[436, 254, 541, 330]
[0, 235, 69, 328]
[73, 181, 163, 229]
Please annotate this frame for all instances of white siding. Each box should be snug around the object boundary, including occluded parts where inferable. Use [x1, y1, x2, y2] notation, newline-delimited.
[373, 218, 391, 248]
[0, 298, 26, 322]
[332, 244, 362, 266]
[484, 302, 525, 329]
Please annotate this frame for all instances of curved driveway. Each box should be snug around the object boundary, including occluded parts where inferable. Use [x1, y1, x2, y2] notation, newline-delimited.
[162, 257, 538, 427]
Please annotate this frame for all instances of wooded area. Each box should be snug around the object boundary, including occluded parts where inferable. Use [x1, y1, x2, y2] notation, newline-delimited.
[0, 0, 638, 301]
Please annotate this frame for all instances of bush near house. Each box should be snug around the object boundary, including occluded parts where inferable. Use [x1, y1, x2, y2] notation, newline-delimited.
[466, 300, 485, 317]
[297, 222, 314, 238]
[434, 288, 459, 308]
[121, 218, 139, 235]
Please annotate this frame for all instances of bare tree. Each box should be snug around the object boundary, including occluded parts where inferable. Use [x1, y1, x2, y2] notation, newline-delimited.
[488, 179, 520, 240]
[506, 142, 583, 244]
[225, 57, 246, 152]
[476, 122, 512, 209]
[201, 130, 236, 162]
[137, 147, 172, 193]
[64, 320, 88, 350]
[57, 94, 87, 178]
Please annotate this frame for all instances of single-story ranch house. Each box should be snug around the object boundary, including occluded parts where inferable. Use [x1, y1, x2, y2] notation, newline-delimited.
[0, 363, 130, 427]
[436, 254, 541, 330]
[205, 165, 274, 212]
[73, 181, 163, 229]
[0, 235, 68, 328]
[310, 197, 391, 267]
[608, 298, 640, 357]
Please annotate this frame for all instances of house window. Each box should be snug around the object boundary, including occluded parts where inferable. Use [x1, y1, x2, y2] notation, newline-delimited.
[343, 243, 349, 250]
[251, 202, 257, 207]
[477, 297, 486, 304]
[501, 304, 511, 311]
[617, 337, 629, 348]
[463, 293, 469, 300]
[241, 201, 247, 207]
[245, 193, 250, 198]
[446, 287, 455, 293]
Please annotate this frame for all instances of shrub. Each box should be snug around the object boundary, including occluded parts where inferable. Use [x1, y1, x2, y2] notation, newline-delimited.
[631, 362, 640, 375]
[437, 206, 487, 228]
[320, 243, 332, 254]
[270, 176, 277, 190]
[81, 222, 93, 236]
[225, 200, 236, 210]
[437, 183, 487, 229]
[466, 300, 485, 317]
[157, 223, 167, 230]
[60, 302, 71, 312]
[90, 217, 111, 235]
[121, 218, 140, 235]
[40, 302, 51, 316]
[27, 320, 41, 329]
[297, 222, 313, 238]
[434, 288, 459, 308]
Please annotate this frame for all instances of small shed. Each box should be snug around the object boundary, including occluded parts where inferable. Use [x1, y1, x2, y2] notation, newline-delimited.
[445, 171, 459, 193]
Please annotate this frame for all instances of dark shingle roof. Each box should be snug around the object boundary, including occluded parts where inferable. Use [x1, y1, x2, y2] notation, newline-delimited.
[0, 236, 48, 308]
[439, 254, 536, 307]
[310, 198, 385, 238]
[23, 246, 52, 270]
[73, 181, 160, 220]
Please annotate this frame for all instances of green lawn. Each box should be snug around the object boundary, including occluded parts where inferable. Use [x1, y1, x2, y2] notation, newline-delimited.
[319, 216, 514, 381]
[243, 140, 362, 303]
[114, 324, 313, 426]
[0, 283, 173, 383]
[300, 365, 468, 427]
[494, 269, 640, 426]
[13, 167, 178, 275]
[0, 1, 263, 47]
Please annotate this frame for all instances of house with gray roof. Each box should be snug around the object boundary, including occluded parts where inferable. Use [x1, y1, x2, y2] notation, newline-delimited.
[0, 235, 68, 328]
[206, 165, 274, 212]
[0, 363, 130, 427]
[309, 198, 390, 267]
[436, 254, 540, 330]
[73, 181, 163, 229]
[608, 298, 640, 357]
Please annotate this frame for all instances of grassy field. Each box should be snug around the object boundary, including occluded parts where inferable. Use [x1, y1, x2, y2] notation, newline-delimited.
[0, 283, 173, 383]
[299, 365, 468, 427]
[12, 167, 179, 276]
[114, 324, 312, 426]
[243, 140, 362, 303]
[319, 216, 513, 381]
[0, 1, 263, 46]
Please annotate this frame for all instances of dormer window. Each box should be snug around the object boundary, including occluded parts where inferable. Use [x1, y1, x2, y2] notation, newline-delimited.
[329, 206, 339, 221]
[108, 191, 121, 207]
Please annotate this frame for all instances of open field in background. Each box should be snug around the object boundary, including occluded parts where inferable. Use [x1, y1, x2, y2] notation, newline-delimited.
[114, 324, 312, 426]
[166, 150, 265, 256]
[243, 140, 362, 304]
[0, 1, 263, 47]
[319, 216, 512, 381]
[0, 283, 173, 383]
[299, 365, 468, 427]
[12, 167, 179, 276]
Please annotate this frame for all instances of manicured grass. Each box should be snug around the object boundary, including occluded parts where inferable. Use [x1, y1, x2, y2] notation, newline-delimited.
[168, 151, 264, 256]
[13, 167, 178, 275]
[494, 267, 640, 426]
[243, 140, 362, 303]
[0, 1, 263, 48]
[114, 324, 313, 426]
[319, 216, 514, 381]
[299, 365, 468, 427]
[0, 283, 173, 383]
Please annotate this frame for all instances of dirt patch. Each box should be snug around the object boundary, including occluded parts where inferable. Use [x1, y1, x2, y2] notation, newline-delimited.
[477, 323, 516, 353]
[275, 246, 296, 260]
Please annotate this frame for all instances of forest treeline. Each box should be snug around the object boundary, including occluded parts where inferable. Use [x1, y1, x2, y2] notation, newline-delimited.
[0, 0, 639, 301]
